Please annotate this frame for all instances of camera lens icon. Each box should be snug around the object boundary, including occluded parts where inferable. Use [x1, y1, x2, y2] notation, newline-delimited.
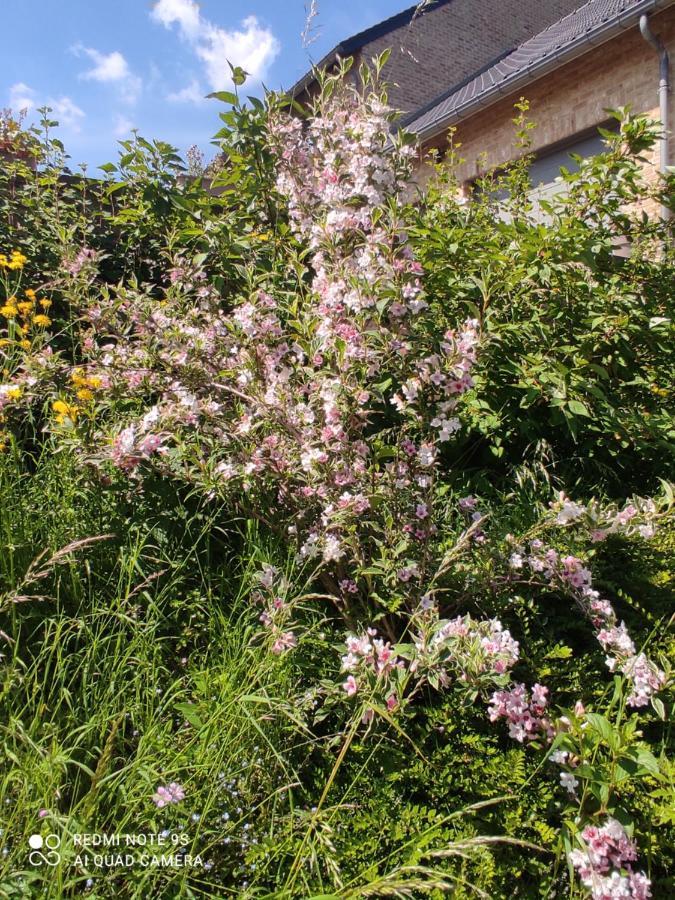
[28, 834, 61, 866]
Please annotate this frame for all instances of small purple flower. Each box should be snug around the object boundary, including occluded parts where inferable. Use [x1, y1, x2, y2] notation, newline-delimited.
[152, 782, 185, 808]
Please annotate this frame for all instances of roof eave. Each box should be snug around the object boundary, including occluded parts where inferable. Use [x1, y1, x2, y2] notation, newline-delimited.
[411, 0, 674, 144]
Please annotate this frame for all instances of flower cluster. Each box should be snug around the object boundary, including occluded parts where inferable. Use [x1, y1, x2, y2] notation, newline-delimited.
[152, 782, 186, 809]
[340, 629, 404, 721]
[0, 249, 27, 271]
[549, 491, 659, 542]
[487, 682, 554, 743]
[569, 818, 651, 899]
[409, 611, 520, 688]
[510, 541, 666, 707]
[252, 564, 297, 655]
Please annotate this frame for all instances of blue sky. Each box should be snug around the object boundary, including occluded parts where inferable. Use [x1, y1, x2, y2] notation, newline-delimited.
[2, 0, 408, 170]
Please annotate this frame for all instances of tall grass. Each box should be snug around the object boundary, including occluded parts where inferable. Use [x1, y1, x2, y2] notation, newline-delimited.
[0, 448, 307, 897]
[0, 450, 507, 898]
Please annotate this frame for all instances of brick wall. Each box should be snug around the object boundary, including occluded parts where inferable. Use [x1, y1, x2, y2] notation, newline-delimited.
[418, 7, 675, 207]
[353, 0, 582, 114]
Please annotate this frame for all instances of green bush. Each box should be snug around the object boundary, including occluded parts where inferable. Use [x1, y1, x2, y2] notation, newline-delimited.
[412, 107, 675, 494]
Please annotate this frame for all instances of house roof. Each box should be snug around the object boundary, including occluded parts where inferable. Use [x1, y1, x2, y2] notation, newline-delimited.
[290, 0, 456, 97]
[403, 0, 675, 140]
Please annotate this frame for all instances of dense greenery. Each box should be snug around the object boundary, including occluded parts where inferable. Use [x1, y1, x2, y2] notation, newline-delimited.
[0, 65, 673, 899]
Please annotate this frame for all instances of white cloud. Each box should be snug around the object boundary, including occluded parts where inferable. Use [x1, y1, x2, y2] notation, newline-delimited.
[73, 45, 142, 104]
[7, 83, 84, 132]
[151, 0, 280, 95]
[113, 114, 135, 138]
[151, 0, 201, 39]
[197, 16, 280, 91]
[167, 78, 205, 104]
[50, 96, 86, 132]
[79, 47, 130, 83]
[9, 82, 37, 113]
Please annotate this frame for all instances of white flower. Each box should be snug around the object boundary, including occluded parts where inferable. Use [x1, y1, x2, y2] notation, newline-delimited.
[559, 771, 578, 794]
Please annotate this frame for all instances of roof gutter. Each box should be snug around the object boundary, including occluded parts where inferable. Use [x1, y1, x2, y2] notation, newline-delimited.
[412, 0, 673, 143]
[640, 13, 671, 219]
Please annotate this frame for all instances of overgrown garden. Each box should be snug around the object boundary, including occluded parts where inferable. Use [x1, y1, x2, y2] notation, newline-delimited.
[0, 58, 673, 898]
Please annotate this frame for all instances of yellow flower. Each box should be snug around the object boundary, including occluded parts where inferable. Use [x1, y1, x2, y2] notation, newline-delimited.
[19, 339, 31, 350]
[18, 301, 34, 315]
[0, 255, 8, 268]
[1, 304, 18, 318]
[52, 399, 79, 425]
[5, 386, 22, 400]
[8, 250, 27, 270]
[32, 314, 52, 327]
[25, 289, 36, 300]
[39, 298, 51, 309]
[71, 369, 101, 392]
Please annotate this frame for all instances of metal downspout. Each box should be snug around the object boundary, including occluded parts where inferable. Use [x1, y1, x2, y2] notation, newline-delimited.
[640, 14, 671, 220]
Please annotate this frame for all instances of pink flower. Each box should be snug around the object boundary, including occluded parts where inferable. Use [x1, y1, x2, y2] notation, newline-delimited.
[343, 675, 358, 696]
[152, 782, 185, 808]
[271, 632, 297, 654]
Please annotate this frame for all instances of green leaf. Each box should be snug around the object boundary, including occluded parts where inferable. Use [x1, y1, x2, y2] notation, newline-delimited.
[175, 702, 204, 729]
[635, 749, 660, 776]
[585, 713, 617, 748]
[206, 90, 238, 105]
[651, 696, 666, 720]
[567, 399, 591, 417]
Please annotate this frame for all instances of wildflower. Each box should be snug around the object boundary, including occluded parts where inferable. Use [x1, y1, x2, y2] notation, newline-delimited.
[569, 817, 651, 900]
[488, 683, 552, 743]
[397, 565, 418, 583]
[339, 578, 358, 594]
[0, 385, 22, 406]
[6, 250, 27, 270]
[552, 492, 586, 525]
[559, 771, 578, 794]
[621, 653, 666, 707]
[52, 399, 79, 425]
[342, 675, 358, 696]
[1, 303, 18, 318]
[32, 314, 51, 327]
[458, 495, 477, 510]
[152, 782, 185, 808]
[64, 247, 96, 276]
[272, 631, 297, 654]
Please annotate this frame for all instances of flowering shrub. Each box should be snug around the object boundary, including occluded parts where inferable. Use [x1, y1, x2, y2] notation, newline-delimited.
[570, 818, 651, 900]
[0, 65, 672, 898]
